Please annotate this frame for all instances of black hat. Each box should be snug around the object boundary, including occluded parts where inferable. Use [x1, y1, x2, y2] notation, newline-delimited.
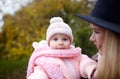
[74, 0, 120, 34]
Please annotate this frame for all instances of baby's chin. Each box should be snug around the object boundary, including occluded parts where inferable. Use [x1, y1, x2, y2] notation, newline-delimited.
[56, 47, 70, 50]
[56, 48, 66, 50]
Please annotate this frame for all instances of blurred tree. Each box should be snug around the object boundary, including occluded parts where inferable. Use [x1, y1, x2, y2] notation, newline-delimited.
[0, 0, 97, 60]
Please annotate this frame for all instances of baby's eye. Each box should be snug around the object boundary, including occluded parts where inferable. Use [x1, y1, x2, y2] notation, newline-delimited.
[63, 38, 68, 41]
[53, 38, 58, 41]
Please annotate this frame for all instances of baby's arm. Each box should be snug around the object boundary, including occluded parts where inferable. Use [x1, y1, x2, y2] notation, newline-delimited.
[28, 66, 49, 79]
[80, 55, 97, 79]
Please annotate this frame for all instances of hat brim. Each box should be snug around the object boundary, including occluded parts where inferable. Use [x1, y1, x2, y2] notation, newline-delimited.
[74, 14, 120, 34]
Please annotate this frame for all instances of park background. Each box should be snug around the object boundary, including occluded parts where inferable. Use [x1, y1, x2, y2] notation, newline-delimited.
[0, 0, 97, 79]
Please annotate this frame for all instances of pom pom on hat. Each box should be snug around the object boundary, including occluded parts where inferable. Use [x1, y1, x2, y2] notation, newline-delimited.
[50, 17, 63, 24]
[46, 17, 73, 45]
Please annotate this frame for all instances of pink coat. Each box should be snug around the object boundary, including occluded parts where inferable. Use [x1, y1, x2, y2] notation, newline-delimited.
[26, 41, 96, 79]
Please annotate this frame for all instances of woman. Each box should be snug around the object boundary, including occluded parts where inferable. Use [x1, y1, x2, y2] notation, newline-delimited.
[74, 0, 120, 79]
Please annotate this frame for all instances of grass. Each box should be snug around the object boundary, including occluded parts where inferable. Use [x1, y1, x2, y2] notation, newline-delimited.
[0, 57, 29, 79]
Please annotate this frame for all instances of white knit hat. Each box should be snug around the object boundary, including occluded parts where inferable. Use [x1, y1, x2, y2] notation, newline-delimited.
[46, 17, 73, 45]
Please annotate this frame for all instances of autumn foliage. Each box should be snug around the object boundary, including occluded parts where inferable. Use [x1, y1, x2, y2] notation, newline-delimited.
[0, 0, 96, 60]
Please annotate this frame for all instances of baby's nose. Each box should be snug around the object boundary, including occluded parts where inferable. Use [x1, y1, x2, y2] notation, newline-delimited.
[58, 40, 63, 44]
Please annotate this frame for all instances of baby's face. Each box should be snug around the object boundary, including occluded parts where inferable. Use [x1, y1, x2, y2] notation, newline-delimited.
[49, 34, 71, 49]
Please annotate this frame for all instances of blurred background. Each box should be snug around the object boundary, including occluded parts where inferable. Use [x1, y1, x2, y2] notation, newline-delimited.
[0, 0, 97, 79]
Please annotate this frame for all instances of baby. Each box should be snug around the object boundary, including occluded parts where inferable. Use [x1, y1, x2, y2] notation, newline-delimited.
[26, 17, 96, 79]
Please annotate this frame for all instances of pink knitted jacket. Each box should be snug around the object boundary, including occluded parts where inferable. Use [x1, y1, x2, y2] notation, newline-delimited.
[26, 41, 96, 79]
